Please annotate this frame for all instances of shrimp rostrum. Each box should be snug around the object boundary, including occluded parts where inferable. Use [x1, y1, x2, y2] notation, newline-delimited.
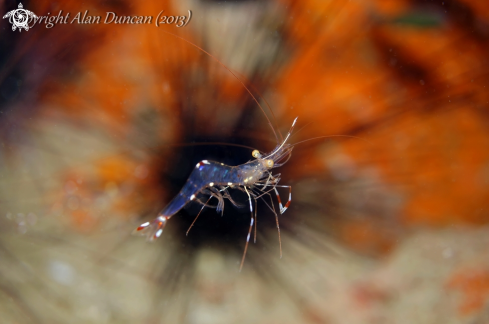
[134, 117, 298, 270]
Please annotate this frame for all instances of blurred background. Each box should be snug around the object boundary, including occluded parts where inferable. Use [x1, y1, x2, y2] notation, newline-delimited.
[1, 0, 489, 323]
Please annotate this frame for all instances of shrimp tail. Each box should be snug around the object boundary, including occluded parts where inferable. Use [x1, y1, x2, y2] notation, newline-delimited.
[132, 216, 168, 242]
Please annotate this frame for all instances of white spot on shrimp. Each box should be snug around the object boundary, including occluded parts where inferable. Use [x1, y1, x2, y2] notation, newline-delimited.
[140, 222, 150, 228]
[202, 160, 210, 164]
[195, 163, 200, 168]
[156, 229, 163, 238]
[227, 182, 232, 186]
[209, 182, 214, 186]
[250, 218, 254, 226]
[190, 194, 196, 200]
[246, 233, 250, 241]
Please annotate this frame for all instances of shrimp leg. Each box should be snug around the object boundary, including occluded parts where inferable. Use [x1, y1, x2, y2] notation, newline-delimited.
[186, 195, 213, 236]
[240, 186, 254, 272]
[220, 186, 245, 209]
[252, 187, 282, 259]
[253, 197, 258, 244]
[210, 187, 226, 214]
[273, 185, 292, 214]
[268, 192, 283, 259]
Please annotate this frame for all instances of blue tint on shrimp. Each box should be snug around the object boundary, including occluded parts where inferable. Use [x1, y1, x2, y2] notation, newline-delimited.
[134, 117, 298, 271]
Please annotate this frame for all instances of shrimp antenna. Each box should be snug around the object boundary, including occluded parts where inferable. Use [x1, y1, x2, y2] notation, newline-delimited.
[232, 69, 284, 142]
[169, 142, 257, 151]
[291, 134, 373, 147]
[159, 30, 280, 145]
[264, 117, 298, 159]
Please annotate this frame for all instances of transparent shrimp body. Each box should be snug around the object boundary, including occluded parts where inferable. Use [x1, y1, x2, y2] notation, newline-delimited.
[133, 159, 273, 240]
[134, 117, 297, 270]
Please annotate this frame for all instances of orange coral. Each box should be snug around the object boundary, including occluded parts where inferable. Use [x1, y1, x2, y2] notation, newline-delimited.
[447, 268, 489, 315]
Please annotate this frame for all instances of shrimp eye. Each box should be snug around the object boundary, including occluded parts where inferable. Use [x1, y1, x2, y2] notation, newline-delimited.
[252, 150, 261, 158]
[266, 159, 274, 168]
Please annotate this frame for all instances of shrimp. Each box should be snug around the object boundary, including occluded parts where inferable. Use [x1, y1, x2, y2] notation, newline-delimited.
[134, 117, 298, 271]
